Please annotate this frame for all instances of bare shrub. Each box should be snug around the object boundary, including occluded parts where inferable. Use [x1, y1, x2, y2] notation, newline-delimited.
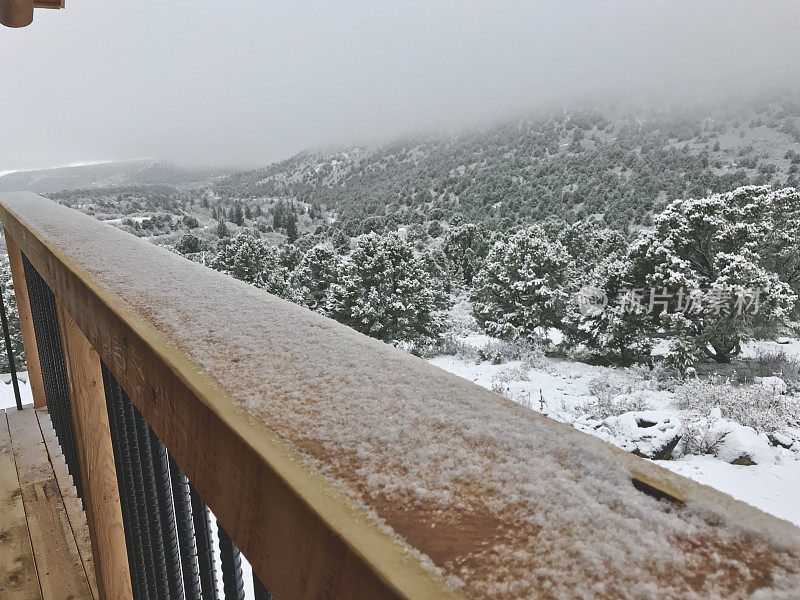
[579, 373, 654, 418]
[674, 377, 800, 433]
[478, 340, 546, 369]
[577, 390, 654, 420]
[436, 335, 481, 363]
[745, 348, 800, 384]
[495, 365, 531, 383]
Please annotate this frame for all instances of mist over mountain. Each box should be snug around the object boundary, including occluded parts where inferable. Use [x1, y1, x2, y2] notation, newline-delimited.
[213, 96, 800, 231]
[0, 160, 230, 194]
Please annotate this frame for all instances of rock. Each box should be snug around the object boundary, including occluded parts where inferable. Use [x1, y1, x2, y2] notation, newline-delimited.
[574, 410, 683, 460]
[775, 336, 792, 344]
[705, 419, 775, 465]
[753, 376, 787, 395]
[767, 431, 794, 449]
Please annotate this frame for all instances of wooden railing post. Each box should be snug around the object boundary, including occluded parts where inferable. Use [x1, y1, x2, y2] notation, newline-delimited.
[4, 232, 46, 408]
[56, 302, 133, 600]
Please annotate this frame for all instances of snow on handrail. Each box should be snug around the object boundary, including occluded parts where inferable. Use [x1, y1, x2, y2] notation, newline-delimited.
[2, 192, 799, 600]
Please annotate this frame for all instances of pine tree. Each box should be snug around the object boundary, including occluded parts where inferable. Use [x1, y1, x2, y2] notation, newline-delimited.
[327, 233, 442, 347]
[472, 226, 573, 342]
[0, 254, 25, 371]
[232, 203, 245, 226]
[211, 233, 296, 300]
[292, 244, 340, 312]
[272, 201, 286, 230]
[175, 234, 204, 255]
[285, 206, 299, 243]
[628, 186, 796, 364]
[563, 253, 653, 366]
[442, 223, 489, 286]
[216, 221, 230, 238]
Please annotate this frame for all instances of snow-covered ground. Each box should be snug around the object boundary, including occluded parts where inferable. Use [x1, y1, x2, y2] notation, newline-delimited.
[0, 372, 33, 411]
[429, 335, 800, 528]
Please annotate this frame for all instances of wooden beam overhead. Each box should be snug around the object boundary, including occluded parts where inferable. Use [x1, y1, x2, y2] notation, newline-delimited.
[1, 0, 62, 28]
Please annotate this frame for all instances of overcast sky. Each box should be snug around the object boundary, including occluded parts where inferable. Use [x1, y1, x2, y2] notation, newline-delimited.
[2, 1, 800, 171]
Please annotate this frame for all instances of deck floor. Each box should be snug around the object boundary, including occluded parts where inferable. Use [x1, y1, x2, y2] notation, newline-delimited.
[0, 406, 97, 600]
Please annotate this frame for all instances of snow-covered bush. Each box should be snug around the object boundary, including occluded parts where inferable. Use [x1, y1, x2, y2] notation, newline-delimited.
[628, 362, 682, 391]
[472, 226, 572, 343]
[674, 377, 800, 433]
[578, 389, 655, 420]
[495, 364, 531, 383]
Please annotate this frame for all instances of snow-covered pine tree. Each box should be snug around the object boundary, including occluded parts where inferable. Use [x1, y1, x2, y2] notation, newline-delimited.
[472, 226, 573, 342]
[628, 186, 797, 364]
[211, 233, 296, 300]
[327, 232, 442, 347]
[557, 220, 627, 276]
[563, 253, 653, 366]
[0, 254, 25, 371]
[292, 244, 340, 313]
[442, 222, 489, 286]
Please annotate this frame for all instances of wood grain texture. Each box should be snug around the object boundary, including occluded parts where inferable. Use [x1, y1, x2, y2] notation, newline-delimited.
[0, 411, 41, 600]
[35, 408, 97, 599]
[56, 304, 131, 600]
[4, 233, 46, 409]
[6, 408, 92, 600]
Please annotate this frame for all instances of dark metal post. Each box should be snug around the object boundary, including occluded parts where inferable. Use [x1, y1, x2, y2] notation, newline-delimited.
[170, 455, 203, 600]
[102, 365, 150, 600]
[21, 253, 83, 499]
[150, 432, 185, 600]
[0, 282, 22, 410]
[253, 575, 273, 600]
[191, 485, 219, 600]
[218, 525, 245, 600]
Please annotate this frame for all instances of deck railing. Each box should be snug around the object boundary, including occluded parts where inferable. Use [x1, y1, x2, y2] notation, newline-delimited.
[1, 191, 799, 600]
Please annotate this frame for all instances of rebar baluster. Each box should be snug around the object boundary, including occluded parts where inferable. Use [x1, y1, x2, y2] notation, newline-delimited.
[133, 406, 171, 600]
[253, 575, 273, 600]
[150, 432, 185, 600]
[21, 253, 83, 499]
[102, 366, 150, 600]
[170, 455, 202, 600]
[190, 485, 219, 600]
[101, 366, 136, 598]
[218, 526, 245, 600]
[122, 389, 159, 600]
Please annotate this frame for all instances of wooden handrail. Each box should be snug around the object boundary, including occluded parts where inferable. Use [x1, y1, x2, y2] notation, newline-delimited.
[2, 191, 799, 599]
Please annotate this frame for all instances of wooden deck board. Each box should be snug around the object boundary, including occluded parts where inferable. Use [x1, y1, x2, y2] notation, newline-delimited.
[4, 407, 95, 600]
[35, 408, 98, 599]
[0, 410, 40, 600]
